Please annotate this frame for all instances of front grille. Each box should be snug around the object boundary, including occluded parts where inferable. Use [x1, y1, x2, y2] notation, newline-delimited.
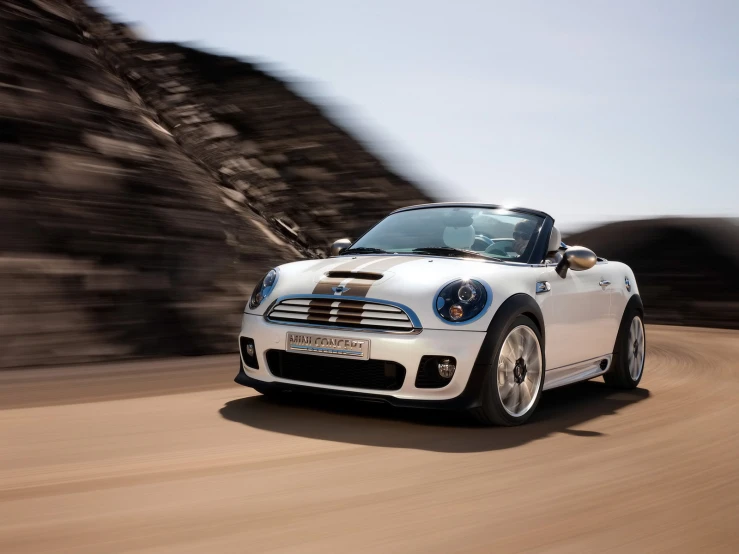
[266, 297, 417, 332]
[266, 350, 406, 390]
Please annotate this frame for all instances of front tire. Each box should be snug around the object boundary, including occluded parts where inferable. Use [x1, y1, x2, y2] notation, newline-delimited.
[470, 315, 545, 426]
[604, 309, 645, 389]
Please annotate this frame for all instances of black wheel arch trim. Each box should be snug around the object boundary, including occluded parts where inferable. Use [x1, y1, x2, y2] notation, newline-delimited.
[472, 293, 545, 367]
[612, 294, 644, 354]
[464, 293, 545, 408]
[624, 293, 644, 316]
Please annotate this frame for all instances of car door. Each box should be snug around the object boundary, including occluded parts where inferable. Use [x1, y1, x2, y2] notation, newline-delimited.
[536, 262, 614, 370]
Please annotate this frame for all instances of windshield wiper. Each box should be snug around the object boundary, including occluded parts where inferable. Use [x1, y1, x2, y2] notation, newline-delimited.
[340, 247, 389, 255]
[411, 247, 499, 261]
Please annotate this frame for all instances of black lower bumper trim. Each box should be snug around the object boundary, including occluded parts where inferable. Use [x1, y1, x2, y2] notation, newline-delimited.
[234, 360, 488, 411]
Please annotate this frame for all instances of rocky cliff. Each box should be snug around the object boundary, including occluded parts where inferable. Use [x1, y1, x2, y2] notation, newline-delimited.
[0, 0, 431, 368]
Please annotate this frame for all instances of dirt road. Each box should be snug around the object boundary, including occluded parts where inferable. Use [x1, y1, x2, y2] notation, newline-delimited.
[1, 325, 737, 553]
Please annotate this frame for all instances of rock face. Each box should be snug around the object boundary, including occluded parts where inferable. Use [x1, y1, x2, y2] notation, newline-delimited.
[70, 0, 429, 251]
[565, 218, 739, 329]
[0, 0, 431, 368]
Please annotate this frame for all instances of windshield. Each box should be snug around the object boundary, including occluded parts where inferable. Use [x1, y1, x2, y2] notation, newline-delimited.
[347, 207, 544, 262]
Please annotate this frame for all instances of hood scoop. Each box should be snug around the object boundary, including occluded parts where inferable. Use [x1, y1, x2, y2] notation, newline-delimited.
[325, 271, 383, 280]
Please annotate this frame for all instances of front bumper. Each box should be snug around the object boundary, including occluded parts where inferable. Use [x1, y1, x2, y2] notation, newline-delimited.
[237, 313, 490, 408]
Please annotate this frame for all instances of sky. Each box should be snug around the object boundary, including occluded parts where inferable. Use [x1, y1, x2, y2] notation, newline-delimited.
[97, 0, 738, 230]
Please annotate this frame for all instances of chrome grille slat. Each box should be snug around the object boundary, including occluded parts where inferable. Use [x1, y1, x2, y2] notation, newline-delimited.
[279, 299, 402, 313]
[266, 296, 419, 333]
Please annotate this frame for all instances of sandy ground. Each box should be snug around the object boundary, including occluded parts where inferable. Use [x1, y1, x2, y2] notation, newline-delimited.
[1, 325, 737, 553]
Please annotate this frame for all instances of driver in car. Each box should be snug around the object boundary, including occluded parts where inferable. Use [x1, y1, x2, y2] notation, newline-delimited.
[512, 220, 536, 255]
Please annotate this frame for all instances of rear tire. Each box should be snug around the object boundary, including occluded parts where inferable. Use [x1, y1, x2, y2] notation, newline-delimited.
[470, 315, 545, 426]
[604, 307, 645, 389]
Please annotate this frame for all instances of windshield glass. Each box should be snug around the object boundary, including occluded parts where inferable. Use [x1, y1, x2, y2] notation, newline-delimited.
[347, 206, 544, 262]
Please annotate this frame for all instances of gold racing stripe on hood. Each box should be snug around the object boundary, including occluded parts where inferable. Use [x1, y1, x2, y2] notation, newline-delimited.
[311, 256, 418, 297]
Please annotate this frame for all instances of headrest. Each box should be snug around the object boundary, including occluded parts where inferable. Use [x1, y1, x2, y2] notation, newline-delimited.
[548, 226, 562, 253]
[443, 225, 475, 249]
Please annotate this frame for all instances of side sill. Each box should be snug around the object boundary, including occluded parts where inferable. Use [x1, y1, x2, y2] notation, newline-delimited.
[543, 354, 613, 391]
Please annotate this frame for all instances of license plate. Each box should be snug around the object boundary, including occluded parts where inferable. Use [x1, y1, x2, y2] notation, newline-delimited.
[286, 332, 370, 360]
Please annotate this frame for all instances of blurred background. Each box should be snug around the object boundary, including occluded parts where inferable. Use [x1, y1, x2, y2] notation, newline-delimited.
[2, 3, 738, 553]
[0, 0, 737, 369]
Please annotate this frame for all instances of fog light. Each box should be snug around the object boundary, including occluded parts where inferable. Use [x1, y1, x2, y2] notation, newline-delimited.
[438, 358, 456, 379]
[240, 337, 259, 369]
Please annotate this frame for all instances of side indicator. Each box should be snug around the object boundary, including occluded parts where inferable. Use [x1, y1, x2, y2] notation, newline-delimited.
[536, 281, 551, 294]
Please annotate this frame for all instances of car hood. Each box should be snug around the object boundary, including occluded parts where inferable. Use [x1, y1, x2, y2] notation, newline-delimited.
[256, 254, 536, 331]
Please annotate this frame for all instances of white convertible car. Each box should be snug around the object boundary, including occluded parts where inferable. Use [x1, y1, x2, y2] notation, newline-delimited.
[236, 203, 645, 425]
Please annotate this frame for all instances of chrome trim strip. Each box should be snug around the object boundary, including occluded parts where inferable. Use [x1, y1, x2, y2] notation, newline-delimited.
[543, 354, 613, 391]
[263, 319, 422, 335]
[263, 294, 423, 334]
[278, 298, 402, 312]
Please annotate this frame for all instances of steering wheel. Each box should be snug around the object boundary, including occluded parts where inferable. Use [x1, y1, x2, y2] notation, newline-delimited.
[471, 234, 494, 252]
[473, 234, 493, 245]
[485, 239, 515, 258]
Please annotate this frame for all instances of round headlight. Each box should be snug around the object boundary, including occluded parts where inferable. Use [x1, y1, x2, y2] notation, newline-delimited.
[435, 279, 489, 323]
[263, 269, 276, 287]
[458, 284, 477, 303]
[249, 268, 279, 309]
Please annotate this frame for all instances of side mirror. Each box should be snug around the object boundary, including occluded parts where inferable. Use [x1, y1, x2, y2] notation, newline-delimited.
[555, 246, 597, 278]
[330, 238, 352, 256]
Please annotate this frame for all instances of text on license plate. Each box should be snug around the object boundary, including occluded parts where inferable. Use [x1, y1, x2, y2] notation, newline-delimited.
[286, 332, 370, 360]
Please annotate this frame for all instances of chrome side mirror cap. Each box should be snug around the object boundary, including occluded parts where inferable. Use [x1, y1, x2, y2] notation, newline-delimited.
[555, 246, 597, 278]
[330, 238, 352, 256]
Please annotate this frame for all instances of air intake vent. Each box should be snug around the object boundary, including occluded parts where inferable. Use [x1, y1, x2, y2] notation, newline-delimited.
[266, 297, 419, 333]
[325, 271, 383, 280]
[267, 350, 405, 390]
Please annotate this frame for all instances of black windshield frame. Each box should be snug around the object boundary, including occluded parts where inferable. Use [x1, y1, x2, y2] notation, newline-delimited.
[342, 203, 556, 265]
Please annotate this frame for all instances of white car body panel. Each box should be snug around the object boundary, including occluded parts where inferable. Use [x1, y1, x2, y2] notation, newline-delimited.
[240, 314, 486, 401]
[239, 252, 640, 402]
[538, 262, 620, 369]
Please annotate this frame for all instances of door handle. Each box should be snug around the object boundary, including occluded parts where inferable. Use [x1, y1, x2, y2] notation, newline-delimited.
[599, 279, 611, 289]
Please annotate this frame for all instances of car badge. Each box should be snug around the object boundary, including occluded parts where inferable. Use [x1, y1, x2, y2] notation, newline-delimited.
[332, 285, 350, 295]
